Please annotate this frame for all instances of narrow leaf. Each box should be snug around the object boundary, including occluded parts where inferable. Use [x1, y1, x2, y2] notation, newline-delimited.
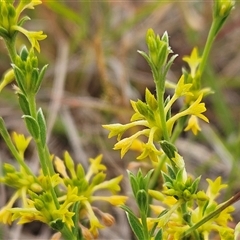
[17, 92, 30, 115]
[34, 64, 48, 94]
[121, 205, 144, 240]
[22, 115, 39, 140]
[37, 108, 47, 146]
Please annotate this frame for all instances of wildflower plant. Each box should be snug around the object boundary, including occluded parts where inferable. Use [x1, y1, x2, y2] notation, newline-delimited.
[0, 1, 239, 240]
[103, 0, 240, 239]
[0, 1, 126, 239]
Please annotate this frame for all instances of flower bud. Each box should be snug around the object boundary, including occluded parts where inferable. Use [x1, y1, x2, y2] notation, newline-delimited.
[214, 0, 235, 18]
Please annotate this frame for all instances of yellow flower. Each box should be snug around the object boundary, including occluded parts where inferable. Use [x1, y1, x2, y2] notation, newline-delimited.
[206, 177, 227, 201]
[11, 25, 47, 52]
[85, 154, 106, 181]
[113, 129, 149, 158]
[167, 94, 208, 134]
[0, 191, 20, 225]
[183, 47, 202, 78]
[15, 0, 42, 20]
[12, 132, 32, 158]
[0, 207, 13, 225]
[83, 201, 104, 238]
[0, 68, 15, 92]
[92, 175, 123, 194]
[175, 75, 193, 98]
[91, 195, 128, 206]
[54, 157, 69, 179]
[184, 115, 201, 135]
[187, 94, 209, 122]
[215, 205, 234, 226]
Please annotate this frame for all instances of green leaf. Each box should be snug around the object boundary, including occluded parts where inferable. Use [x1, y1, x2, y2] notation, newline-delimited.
[164, 96, 171, 121]
[71, 202, 82, 238]
[17, 92, 30, 115]
[17, 16, 31, 27]
[190, 176, 201, 194]
[20, 46, 29, 61]
[50, 218, 64, 231]
[127, 170, 139, 198]
[37, 108, 47, 146]
[11, 64, 26, 94]
[0, 27, 9, 39]
[34, 64, 48, 94]
[143, 169, 154, 188]
[136, 189, 148, 214]
[30, 68, 39, 91]
[22, 115, 40, 140]
[155, 228, 163, 239]
[121, 205, 144, 240]
[162, 172, 173, 186]
[166, 164, 176, 180]
[160, 140, 177, 161]
[145, 88, 158, 111]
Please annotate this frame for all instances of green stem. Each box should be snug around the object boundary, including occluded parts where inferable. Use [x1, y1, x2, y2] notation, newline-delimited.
[149, 154, 167, 190]
[182, 191, 240, 238]
[198, 18, 220, 78]
[155, 71, 170, 142]
[61, 225, 78, 240]
[28, 95, 60, 207]
[140, 210, 150, 240]
[4, 39, 17, 64]
[0, 117, 34, 177]
[181, 202, 200, 240]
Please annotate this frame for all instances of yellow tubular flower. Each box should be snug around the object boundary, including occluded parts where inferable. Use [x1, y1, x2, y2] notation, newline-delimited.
[167, 93, 208, 134]
[91, 175, 123, 194]
[113, 129, 150, 158]
[15, 0, 42, 21]
[11, 132, 32, 158]
[0, 69, 15, 92]
[85, 154, 106, 181]
[183, 47, 202, 78]
[54, 157, 69, 179]
[91, 195, 128, 206]
[11, 25, 47, 52]
[184, 115, 201, 135]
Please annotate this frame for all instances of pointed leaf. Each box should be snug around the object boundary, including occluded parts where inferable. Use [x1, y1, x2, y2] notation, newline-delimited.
[34, 64, 48, 94]
[30, 68, 39, 92]
[191, 176, 201, 194]
[11, 64, 26, 94]
[127, 170, 139, 198]
[136, 189, 148, 214]
[167, 164, 176, 180]
[20, 46, 29, 61]
[22, 115, 39, 140]
[162, 171, 173, 185]
[17, 92, 30, 115]
[37, 108, 47, 146]
[121, 205, 144, 240]
[0, 27, 9, 39]
[155, 228, 163, 239]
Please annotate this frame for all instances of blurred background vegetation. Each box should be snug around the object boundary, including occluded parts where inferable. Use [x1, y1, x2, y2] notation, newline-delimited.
[0, 1, 240, 239]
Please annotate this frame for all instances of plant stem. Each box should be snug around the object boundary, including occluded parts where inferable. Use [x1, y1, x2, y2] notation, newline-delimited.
[4, 39, 17, 64]
[182, 191, 240, 238]
[140, 210, 150, 240]
[198, 18, 219, 78]
[153, 67, 170, 142]
[0, 118, 34, 177]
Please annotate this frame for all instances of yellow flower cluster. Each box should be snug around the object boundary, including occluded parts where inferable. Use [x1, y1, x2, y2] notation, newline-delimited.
[103, 72, 209, 162]
[148, 177, 235, 239]
[0, 133, 127, 239]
